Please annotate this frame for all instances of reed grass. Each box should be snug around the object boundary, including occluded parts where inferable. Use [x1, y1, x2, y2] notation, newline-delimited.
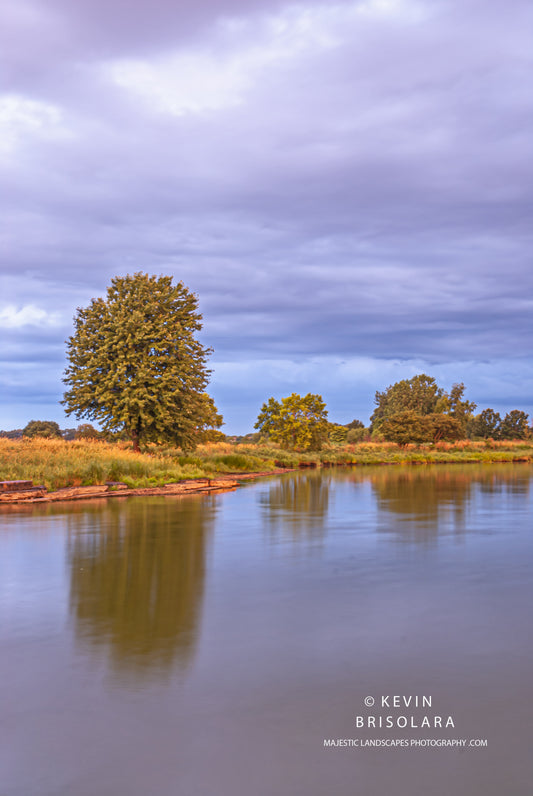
[0, 437, 531, 492]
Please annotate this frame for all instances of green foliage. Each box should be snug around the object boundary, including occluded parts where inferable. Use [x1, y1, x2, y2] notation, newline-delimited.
[346, 419, 365, 430]
[380, 411, 463, 445]
[380, 410, 432, 445]
[62, 273, 222, 451]
[328, 423, 348, 444]
[254, 393, 329, 450]
[346, 426, 366, 443]
[429, 413, 463, 442]
[0, 429, 23, 439]
[210, 453, 265, 471]
[75, 423, 101, 440]
[500, 410, 530, 440]
[447, 383, 477, 424]
[371, 374, 443, 431]
[371, 375, 476, 443]
[468, 408, 502, 439]
[22, 420, 62, 439]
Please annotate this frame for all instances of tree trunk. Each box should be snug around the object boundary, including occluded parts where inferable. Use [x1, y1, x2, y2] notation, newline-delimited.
[131, 424, 141, 453]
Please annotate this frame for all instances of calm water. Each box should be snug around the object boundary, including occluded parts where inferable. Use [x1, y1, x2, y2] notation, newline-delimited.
[1, 465, 532, 796]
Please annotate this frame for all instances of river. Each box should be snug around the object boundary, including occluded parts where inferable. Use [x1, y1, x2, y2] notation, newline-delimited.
[1, 464, 531, 795]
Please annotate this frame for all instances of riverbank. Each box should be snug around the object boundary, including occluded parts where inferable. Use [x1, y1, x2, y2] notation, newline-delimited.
[0, 471, 292, 505]
[0, 437, 531, 497]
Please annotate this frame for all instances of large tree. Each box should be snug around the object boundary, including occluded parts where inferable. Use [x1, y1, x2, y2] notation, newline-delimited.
[371, 375, 476, 441]
[62, 273, 222, 451]
[370, 374, 444, 432]
[254, 393, 328, 450]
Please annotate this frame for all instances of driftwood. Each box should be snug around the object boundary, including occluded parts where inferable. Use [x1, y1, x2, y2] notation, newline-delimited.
[1, 480, 36, 491]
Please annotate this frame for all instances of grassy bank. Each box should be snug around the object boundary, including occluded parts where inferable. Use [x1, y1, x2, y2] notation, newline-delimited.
[0, 438, 272, 491]
[1, 437, 532, 492]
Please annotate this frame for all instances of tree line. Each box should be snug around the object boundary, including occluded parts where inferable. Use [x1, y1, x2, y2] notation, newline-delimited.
[254, 378, 530, 450]
[1, 273, 530, 451]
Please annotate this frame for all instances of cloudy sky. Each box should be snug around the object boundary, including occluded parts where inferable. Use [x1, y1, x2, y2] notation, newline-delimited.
[1, 0, 531, 434]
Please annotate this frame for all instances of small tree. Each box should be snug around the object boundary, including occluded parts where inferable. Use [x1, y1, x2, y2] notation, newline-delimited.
[62, 273, 222, 451]
[75, 423, 101, 440]
[22, 420, 62, 439]
[254, 393, 328, 450]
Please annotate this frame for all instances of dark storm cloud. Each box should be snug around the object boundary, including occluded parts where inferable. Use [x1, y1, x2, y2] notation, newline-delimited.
[0, 0, 531, 430]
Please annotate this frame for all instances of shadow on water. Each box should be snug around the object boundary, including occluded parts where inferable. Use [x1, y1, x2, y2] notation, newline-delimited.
[65, 496, 216, 678]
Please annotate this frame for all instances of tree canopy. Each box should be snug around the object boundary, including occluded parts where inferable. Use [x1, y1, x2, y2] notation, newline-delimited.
[62, 273, 222, 451]
[500, 410, 529, 440]
[370, 374, 444, 431]
[468, 408, 502, 439]
[371, 374, 477, 442]
[22, 420, 62, 439]
[380, 411, 463, 445]
[254, 393, 329, 450]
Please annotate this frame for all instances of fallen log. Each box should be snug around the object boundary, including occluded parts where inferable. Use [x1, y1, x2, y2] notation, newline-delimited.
[1, 480, 35, 491]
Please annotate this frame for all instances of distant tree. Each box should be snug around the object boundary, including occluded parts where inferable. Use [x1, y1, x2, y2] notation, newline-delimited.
[500, 410, 530, 440]
[346, 419, 365, 430]
[468, 409, 501, 439]
[254, 393, 329, 450]
[371, 375, 477, 441]
[62, 273, 222, 452]
[346, 426, 367, 443]
[0, 429, 23, 439]
[371, 374, 443, 431]
[75, 423, 101, 440]
[233, 432, 261, 445]
[61, 428, 77, 441]
[197, 429, 226, 443]
[22, 420, 62, 439]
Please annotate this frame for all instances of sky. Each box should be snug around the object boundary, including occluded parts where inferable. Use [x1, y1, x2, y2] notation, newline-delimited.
[1, 0, 532, 434]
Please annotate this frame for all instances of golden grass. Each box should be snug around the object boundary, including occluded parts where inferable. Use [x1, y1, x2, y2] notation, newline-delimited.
[0, 437, 531, 492]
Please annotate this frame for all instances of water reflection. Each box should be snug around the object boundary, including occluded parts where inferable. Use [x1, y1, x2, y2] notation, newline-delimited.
[1, 466, 532, 796]
[259, 470, 331, 542]
[259, 464, 531, 547]
[361, 464, 531, 545]
[66, 496, 215, 676]
[371, 467, 471, 543]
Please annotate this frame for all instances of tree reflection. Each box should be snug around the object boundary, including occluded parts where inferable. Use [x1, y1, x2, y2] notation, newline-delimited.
[361, 464, 531, 545]
[66, 496, 215, 677]
[259, 470, 331, 542]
